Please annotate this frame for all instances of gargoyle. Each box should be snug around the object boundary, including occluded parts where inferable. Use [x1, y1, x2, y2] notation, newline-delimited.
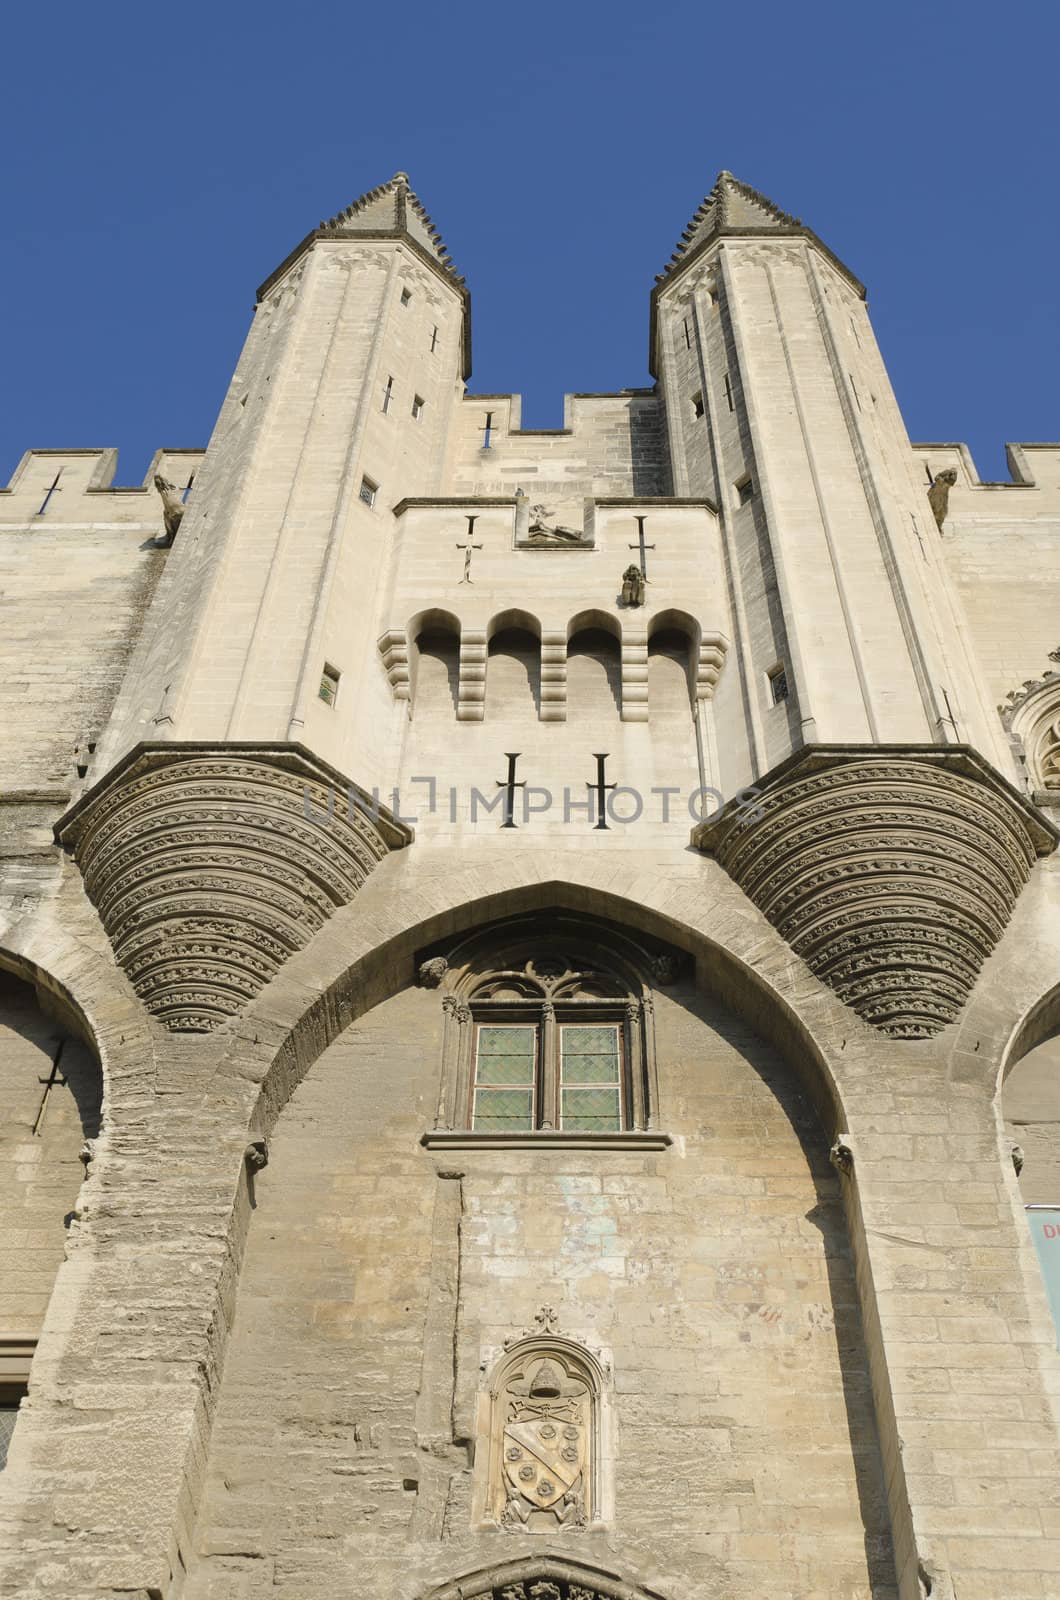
[927, 468, 958, 531]
[153, 474, 185, 547]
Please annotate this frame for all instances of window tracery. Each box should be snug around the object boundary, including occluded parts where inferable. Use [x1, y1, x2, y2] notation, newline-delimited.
[419, 916, 675, 1144]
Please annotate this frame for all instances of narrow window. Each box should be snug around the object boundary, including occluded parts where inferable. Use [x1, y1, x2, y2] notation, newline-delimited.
[471, 1024, 537, 1131]
[482, 411, 494, 450]
[400, 287, 412, 307]
[411, 394, 425, 420]
[382, 375, 394, 414]
[735, 475, 754, 507]
[359, 475, 378, 509]
[318, 663, 340, 707]
[723, 372, 735, 413]
[560, 1024, 623, 1132]
[768, 664, 789, 705]
[848, 372, 862, 412]
[691, 391, 705, 419]
[849, 314, 862, 349]
[683, 317, 692, 350]
[430, 324, 439, 352]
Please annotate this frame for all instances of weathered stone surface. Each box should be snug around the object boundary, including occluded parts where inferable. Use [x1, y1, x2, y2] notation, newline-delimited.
[55, 745, 410, 1032]
[695, 746, 1056, 1036]
[2, 166, 1060, 1600]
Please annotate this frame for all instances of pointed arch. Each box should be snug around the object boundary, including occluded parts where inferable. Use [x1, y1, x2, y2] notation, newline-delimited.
[421, 1552, 669, 1600]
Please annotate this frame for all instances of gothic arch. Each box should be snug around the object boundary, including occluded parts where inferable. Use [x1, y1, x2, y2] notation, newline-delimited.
[0, 949, 106, 1468]
[226, 870, 846, 1147]
[421, 1552, 668, 1600]
[1001, 667, 1060, 800]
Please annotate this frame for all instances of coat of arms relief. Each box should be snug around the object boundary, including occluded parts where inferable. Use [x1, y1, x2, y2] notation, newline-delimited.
[500, 1354, 590, 1528]
[476, 1310, 610, 1533]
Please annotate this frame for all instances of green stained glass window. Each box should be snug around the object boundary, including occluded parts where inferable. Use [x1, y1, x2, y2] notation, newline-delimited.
[472, 1025, 536, 1129]
[560, 1025, 622, 1130]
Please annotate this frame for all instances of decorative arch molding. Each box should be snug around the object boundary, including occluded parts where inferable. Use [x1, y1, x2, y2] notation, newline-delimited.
[222, 869, 847, 1151]
[421, 1553, 669, 1600]
[696, 745, 1056, 1038]
[1000, 661, 1060, 803]
[55, 742, 411, 1033]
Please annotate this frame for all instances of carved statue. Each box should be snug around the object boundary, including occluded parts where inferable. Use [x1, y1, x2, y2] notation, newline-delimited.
[621, 565, 646, 606]
[526, 504, 589, 546]
[153, 474, 185, 547]
[927, 468, 958, 530]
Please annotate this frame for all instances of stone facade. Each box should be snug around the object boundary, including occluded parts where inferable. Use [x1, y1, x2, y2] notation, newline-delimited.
[1, 169, 1059, 1600]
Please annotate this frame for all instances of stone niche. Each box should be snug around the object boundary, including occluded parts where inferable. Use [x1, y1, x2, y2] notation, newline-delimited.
[694, 746, 1057, 1038]
[56, 744, 411, 1033]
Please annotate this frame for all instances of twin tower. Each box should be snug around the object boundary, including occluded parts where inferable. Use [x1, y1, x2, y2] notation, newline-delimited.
[55, 170, 1055, 1040]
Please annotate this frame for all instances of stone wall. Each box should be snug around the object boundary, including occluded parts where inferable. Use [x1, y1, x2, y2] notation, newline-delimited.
[0, 971, 101, 1339]
[182, 976, 893, 1599]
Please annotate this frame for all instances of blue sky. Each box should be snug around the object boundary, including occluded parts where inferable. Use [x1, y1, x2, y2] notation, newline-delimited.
[2, 0, 1056, 485]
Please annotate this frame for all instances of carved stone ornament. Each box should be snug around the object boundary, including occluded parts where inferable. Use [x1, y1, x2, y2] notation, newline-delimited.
[55, 744, 411, 1033]
[927, 467, 958, 530]
[418, 955, 449, 988]
[514, 489, 592, 548]
[693, 747, 1056, 1038]
[424, 1558, 667, 1600]
[620, 565, 646, 607]
[999, 660, 1060, 800]
[153, 474, 185, 546]
[484, 1341, 600, 1533]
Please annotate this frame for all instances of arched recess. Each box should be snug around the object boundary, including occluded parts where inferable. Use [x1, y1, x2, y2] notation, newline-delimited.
[1002, 982, 1060, 1202]
[241, 877, 845, 1140]
[187, 896, 894, 1598]
[567, 610, 621, 722]
[487, 608, 541, 720]
[647, 610, 698, 777]
[409, 607, 461, 720]
[421, 1553, 670, 1600]
[1002, 670, 1060, 801]
[0, 953, 103, 1467]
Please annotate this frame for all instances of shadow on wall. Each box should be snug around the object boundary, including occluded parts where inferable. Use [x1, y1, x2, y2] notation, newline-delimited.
[568, 627, 622, 720]
[487, 627, 541, 720]
[668, 980, 896, 1594]
[416, 628, 461, 719]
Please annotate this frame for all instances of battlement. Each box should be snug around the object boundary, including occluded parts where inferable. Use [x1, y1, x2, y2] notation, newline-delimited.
[452, 391, 669, 501]
[912, 441, 1060, 503]
[0, 448, 205, 528]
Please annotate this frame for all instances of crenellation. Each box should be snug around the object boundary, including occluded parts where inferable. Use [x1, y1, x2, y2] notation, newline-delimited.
[0, 447, 205, 528]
